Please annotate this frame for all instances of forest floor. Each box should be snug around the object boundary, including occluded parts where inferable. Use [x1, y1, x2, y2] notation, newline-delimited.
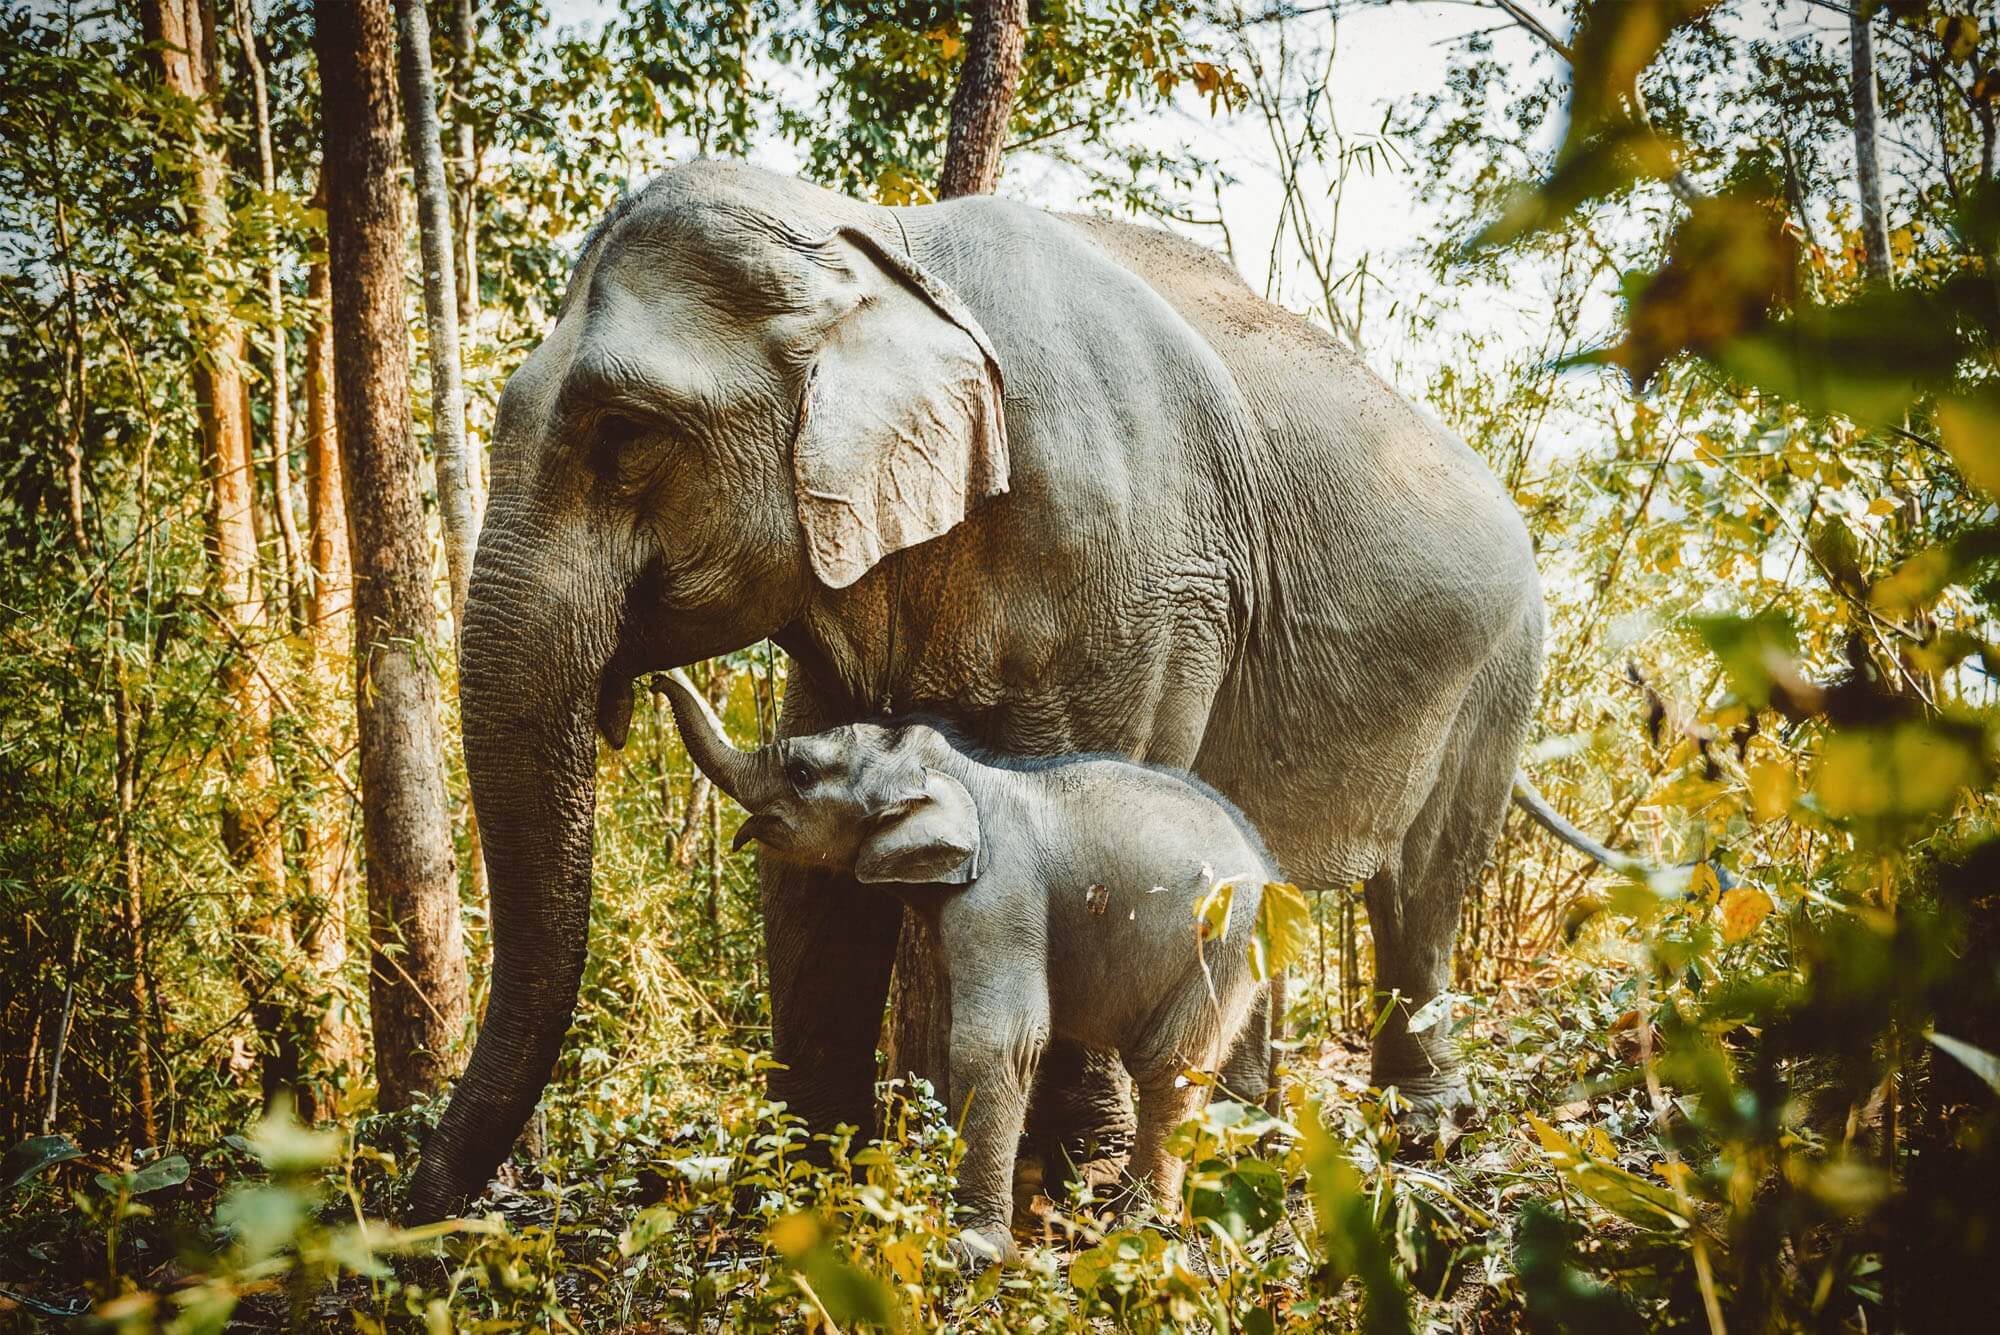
[1, 948, 1693, 1331]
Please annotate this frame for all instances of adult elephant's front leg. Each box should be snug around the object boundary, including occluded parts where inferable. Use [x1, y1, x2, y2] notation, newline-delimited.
[762, 859, 905, 1134]
[761, 671, 905, 1135]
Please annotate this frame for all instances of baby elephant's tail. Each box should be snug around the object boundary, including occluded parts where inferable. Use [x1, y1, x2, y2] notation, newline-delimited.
[1509, 772, 1646, 877]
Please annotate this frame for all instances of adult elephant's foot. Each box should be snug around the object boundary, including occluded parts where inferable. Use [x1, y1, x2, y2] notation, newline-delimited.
[1372, 1063, 1472, 1157]
[1371, 1011, 1472, 1147]
[947, 1225, 1019, 1275]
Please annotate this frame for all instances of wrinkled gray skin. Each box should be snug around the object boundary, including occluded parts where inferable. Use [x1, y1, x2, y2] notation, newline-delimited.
[404, 159, 1543, 1222]
[657, 671, 1276, 1268]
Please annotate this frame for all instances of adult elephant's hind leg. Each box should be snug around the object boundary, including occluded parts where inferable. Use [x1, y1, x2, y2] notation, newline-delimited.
[1365, 623, 1538, 1116]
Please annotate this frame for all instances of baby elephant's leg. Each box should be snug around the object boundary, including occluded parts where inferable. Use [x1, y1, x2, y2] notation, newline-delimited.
[1218, 981, 1273, 1107]
[1127, 1064, 1207, 1214]
[1125, 975, 1261, 1216]
[946, 979, 1048, 1271]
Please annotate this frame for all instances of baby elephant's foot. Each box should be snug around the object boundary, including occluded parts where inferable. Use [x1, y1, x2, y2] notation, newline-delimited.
[947, 1225, 1019, 1275]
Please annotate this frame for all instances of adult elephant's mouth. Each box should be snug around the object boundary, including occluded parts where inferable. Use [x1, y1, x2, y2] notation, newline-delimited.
[595, 667, 637, 749]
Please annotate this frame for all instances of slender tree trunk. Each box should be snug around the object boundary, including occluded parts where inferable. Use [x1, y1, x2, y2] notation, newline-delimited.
[231, 0, 303, 626]
[301, 247, 361, 1115]
[318, 0, 470, 1110]
[1850, 2, 1893, 283]
[113, 677, 160, 1146]
[41, 923, 82, 1135]
[451, 0, 479, 339]
[937, 0, 1029, 199]
[393, 0, 476, 623]
[396, 0, 490, 914]
[142, 0, 298, 1104]
[449, 0, 485, 533]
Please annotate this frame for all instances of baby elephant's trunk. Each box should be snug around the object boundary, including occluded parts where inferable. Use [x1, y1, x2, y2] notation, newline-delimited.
[656, 670, 782, 809]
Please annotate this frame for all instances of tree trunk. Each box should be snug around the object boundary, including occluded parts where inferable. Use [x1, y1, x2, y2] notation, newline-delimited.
[141, 0, 298, 1105]
[937, 0, 1028, 199]
[1850, 2, 1893, 283]
[230, 0, 303, 627]
[396, 0, 490, 916]
[301, 245, 361, 1115]
[113, 677, 160, 1147]
[393, 0, 477, 624]
[318, 0, 470, 1110]
[451, 0, 479, 337]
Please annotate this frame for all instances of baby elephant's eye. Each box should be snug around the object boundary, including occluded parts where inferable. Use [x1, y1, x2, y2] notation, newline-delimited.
[787, 761, 813, 791]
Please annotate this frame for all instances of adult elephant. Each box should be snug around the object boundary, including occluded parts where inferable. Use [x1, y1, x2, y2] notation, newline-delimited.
[405, 160, 1552, 1221]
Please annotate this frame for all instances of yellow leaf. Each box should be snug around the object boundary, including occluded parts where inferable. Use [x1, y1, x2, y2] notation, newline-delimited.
[1588, 1126, 1617, 1159]
[1719, 885, 1774, 943]
[1193, 875, 1234, 942]
[881, 1234, 922, 1287]
[924, 25, 963, 60]
[1747, 760, 1795, 822]
[1250, 881, 1311, 980]
[1688, 862, 1721, 908]
[769, 1212, 821, 1260]
[1939, 13, 1981, 64]
[1523, 1112, 1576, 1161]
[1937, 393, 2000, 498]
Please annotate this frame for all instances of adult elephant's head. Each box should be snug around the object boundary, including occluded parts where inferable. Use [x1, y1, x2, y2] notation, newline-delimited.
[405, 165, 1009, 1221]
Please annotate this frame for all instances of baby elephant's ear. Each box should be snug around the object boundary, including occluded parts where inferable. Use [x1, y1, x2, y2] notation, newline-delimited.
[855, 770, 982, 886]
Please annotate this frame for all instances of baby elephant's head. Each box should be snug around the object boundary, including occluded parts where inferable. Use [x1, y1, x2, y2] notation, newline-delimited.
[657, 671, 983, 884]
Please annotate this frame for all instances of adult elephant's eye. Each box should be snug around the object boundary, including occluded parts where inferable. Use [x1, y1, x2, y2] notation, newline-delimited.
[787, 760, 813, 791]
[595, 413, 645, 465]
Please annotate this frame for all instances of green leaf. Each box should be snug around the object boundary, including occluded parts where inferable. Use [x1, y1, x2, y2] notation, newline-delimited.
[1301, 1103, 1412, 1335]
[1870, 524, 2000, 612]
[1473, 125, 1684, 250]
[1692, 611, 1802, 709]
[798, 1248, 900, 1331]
[1814, 718, 1993, 844]
[247, 1099, 341, 1174]
[125, 1153, 189, 1196]
[1564, 0, 1718, 158]
[1250, 881, 1311, 980]
[1523, 1114, 1689, 1231]
[1711, 281, 1974, 425]
[3, 1134, 84, 1190]
[1938, 391, 2000, 497]
[1929, 1030, 2000, 1095]
[1189, 1155, 1287, 1243]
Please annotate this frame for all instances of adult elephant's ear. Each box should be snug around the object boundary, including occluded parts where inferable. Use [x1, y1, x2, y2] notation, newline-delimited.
[792, 225, 1009, 590]
[855, 770, 984, 886]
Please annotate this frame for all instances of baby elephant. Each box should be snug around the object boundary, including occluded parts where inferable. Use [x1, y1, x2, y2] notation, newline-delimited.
[659, 673, 1278, 1268]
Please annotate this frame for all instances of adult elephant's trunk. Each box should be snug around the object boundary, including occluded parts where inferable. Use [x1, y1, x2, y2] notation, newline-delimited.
[404, 504, 620, 1222]
[657, 670, 781, 811]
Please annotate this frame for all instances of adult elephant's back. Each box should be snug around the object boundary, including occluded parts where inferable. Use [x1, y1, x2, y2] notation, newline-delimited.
[1063, 215, 1544, 1105]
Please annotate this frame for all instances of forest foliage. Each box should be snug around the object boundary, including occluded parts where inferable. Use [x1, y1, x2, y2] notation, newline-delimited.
[4, 0, 2000, 1330]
